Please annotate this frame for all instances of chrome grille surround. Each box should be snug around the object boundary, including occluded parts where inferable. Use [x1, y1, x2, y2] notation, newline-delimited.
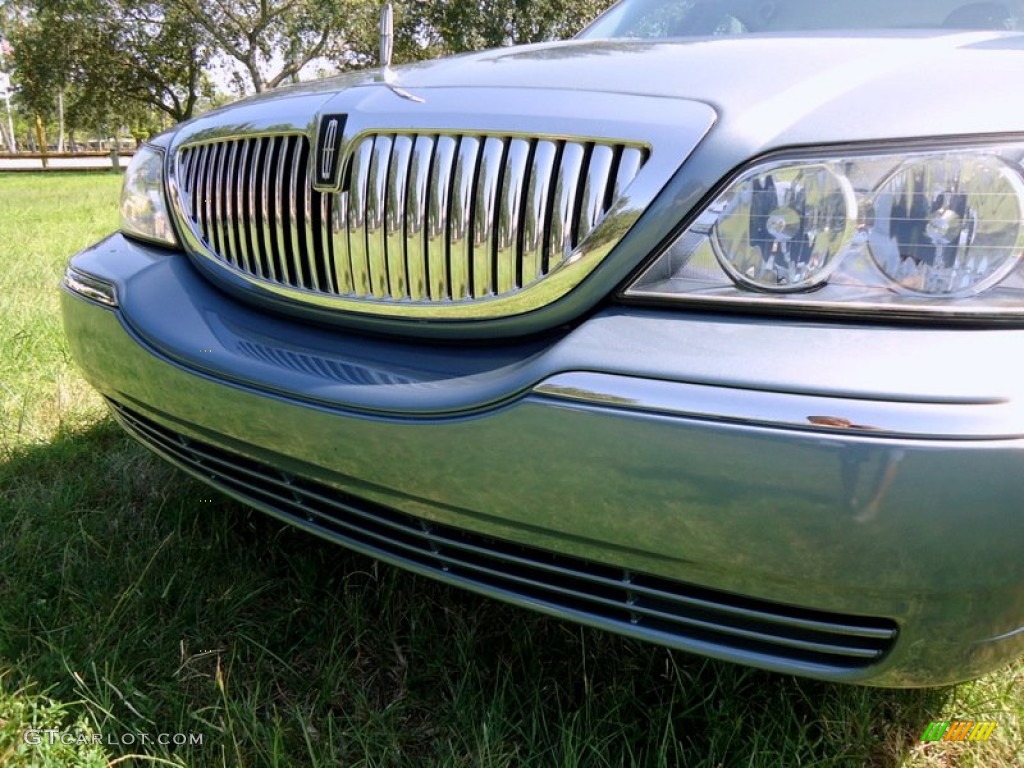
[174, 131, 646, 316]
[165, 89, 717, 322]
[110, 399, 899, 674]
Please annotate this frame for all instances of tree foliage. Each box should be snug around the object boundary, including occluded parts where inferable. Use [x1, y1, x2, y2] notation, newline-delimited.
[174, 0, 382, 93]
[111, 2, 214, 121]
[6, 0, 212, 130]
[1, 0, 617, 140]
[410, 0, 614, 55]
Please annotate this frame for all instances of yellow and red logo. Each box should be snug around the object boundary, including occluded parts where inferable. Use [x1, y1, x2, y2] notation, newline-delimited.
[921, 721, 997, 742]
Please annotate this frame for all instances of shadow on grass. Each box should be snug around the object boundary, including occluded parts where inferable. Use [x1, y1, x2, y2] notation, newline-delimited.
[0, 419, 956, 767]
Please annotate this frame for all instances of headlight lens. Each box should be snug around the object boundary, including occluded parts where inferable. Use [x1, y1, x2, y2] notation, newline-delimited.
[625, 143, 1024, 319]
[868, 155, 1024, 296]
[120, 145, 178, 247]
[712, 162, 855, 292]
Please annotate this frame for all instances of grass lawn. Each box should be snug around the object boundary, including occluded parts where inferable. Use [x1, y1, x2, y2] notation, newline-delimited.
[0, 172, 1021, 767]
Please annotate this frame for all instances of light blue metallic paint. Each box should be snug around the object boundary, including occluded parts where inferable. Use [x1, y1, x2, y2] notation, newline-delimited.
[63, 233, 1024, 686]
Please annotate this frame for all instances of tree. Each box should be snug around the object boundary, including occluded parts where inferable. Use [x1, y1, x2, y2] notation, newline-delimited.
[0, 6, 22, 150]
[0, 0, 616, 146]
[7, 0, 212, 130]
[174, 0, 375, 93]
[109, 2, 214, 122]
[407, 0, 614, 57]
[170, 0, 616, 94]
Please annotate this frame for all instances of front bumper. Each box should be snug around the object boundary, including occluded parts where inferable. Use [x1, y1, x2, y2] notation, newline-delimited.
[62, 234, 1024, 686]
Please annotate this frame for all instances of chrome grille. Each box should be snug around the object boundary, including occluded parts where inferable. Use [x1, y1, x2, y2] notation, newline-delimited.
[110, 399, 899, 674]
[179, 135, 336, 292]
[176, 132, 646, 305]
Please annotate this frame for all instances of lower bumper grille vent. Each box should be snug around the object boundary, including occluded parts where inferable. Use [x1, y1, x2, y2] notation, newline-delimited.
[109, 399, 898, 673]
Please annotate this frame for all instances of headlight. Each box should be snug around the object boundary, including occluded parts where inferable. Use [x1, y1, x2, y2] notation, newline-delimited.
[624, 142, 1024, 320]
[120, 145, 178, 247]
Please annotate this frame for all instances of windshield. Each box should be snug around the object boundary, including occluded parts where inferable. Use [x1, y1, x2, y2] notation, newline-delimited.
[579, 0, 1024, 38]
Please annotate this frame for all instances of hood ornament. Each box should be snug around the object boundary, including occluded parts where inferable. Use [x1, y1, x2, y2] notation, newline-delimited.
[378, 3, 424, 104]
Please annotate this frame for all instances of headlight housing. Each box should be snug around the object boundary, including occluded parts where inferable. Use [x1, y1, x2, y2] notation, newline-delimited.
[120, 145, 178, 247]
[625, 142, 1024, 320]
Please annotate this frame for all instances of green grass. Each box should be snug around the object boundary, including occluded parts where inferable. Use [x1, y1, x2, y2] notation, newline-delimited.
[1, 172, 1022, 767]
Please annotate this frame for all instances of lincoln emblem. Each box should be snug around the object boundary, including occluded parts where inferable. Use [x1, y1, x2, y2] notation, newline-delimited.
[320, 118, 339, 181]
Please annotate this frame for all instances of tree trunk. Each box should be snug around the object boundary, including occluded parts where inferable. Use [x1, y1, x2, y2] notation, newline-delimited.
[0, 116, 10, 153]
[56, 89, 65, 152]
[35, 114, 47, 166]
[249, 68, 264, 93]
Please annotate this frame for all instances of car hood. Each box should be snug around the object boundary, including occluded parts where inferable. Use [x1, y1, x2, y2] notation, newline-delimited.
[251, 30, 1023, 150]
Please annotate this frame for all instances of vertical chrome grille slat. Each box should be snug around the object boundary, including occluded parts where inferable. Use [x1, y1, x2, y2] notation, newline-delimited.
[222, 141, 241, 269]
[473, 137, 505, 298]
[214, 142, 229, 265]
[347, 137, 374, 295]
[215, 142, 230, 263]
[522, 140, 558, 286]
[314, 190, 328, 291]
[366, 134, 392, 298]
[449, 136, 480, 301]
[330, 192, 351, 295]
[313, 190, 327, 292]
[247, 139, 267, 279]
[193, 148, 205, 223]
[221, 142, 236, 264]
[176, 132, 645, 308]
[497, 138, 531, 293]
[197, 144, 212, 247]
[614, 147, 645, 202]
[405, 135, 434, 301]
[273, 137, 292, 285]
[427, 135, 457, 300]
[212, 142, 229, 259]
[259, 137, 278, 281]
[299, 141, 322, 292]
[181, 148, 198, 217]
[233, 141, 253, 273]
[286, 137, 305, 288]
[386, 135, 413, 299]
[182, 147, 196, 216]
[198, 144, 214, 246]
[548, 142, 586, 272]
[579, 144, 616, 243]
